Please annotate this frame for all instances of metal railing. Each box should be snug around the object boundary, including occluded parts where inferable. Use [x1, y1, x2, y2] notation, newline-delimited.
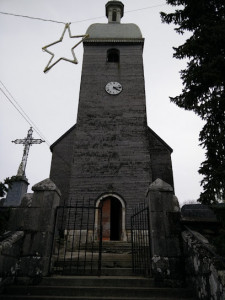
[50, 200, 103, 275]
[131, 203, 151, 276]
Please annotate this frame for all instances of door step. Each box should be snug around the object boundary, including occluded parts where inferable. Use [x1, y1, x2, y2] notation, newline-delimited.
[2, 275, 196, 300]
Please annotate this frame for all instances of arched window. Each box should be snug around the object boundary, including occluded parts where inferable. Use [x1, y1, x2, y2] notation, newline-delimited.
[107, 49, 120, 63]
[112, 9, 117, 22]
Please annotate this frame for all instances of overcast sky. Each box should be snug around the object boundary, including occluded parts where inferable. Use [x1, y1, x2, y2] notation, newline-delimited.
[0, 0, 205, 206]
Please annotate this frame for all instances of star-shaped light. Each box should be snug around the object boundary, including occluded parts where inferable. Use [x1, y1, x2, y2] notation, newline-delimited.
[42, 23, 89, 73]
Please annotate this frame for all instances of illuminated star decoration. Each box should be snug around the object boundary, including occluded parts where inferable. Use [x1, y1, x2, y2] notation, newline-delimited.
[42, 23, 89, 73]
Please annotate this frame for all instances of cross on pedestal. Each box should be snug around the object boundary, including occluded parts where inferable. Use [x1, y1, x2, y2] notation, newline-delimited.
[12, 127, 45, 177]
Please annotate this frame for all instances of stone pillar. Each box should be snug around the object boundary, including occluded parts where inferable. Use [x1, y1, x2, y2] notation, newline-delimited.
[146, 178, 183, 286]
[8, 178, 61, 277]
[4, 176, 29, 207]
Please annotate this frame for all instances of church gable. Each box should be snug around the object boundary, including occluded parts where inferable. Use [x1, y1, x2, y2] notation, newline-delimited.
[147, 127, 174, 188]
[50, 124, 77, 205]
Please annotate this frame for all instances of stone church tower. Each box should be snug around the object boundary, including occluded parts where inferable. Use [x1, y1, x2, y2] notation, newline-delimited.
[50, 1, 173, 241]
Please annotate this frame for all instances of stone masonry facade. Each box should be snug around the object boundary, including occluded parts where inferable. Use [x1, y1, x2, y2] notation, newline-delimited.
[50, 41, 174, 231]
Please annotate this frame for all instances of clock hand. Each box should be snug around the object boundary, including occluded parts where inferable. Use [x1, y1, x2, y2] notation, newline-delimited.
[113, 86, 121, 91]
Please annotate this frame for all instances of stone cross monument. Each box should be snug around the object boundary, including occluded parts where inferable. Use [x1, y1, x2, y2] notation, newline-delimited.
[12, 127, 45, 177]
[4, 127, 45, 206]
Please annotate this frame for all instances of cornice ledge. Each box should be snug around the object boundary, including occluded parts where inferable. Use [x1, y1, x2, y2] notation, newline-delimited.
[84, 38, 144, 44]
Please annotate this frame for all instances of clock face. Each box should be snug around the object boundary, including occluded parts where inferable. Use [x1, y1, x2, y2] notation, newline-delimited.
[105, 82, 122, 95]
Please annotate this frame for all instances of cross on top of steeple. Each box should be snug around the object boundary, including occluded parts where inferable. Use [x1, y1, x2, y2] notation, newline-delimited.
[12, 127, 45, 177]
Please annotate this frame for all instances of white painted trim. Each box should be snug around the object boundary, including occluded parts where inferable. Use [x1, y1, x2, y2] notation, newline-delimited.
[95, 193, 127, 241]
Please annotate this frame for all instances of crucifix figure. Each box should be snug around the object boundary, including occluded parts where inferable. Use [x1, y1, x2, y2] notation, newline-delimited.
[12, 127, 45, 177]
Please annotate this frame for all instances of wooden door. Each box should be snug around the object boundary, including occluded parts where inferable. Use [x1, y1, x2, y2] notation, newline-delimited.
[101, 198, 111, 240]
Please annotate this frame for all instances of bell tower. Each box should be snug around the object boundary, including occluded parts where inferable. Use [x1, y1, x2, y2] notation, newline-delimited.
[105, 1, 124, 23]
[50, 1, 174, 241]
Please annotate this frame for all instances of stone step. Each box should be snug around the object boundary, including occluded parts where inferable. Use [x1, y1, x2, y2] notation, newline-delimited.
[16, 276, 155, 288]
[54, 268, 134, 276]
[77, 241, 132, 253]
[52, 269, 135, 277]
[54, 252, 132, 268]
[52, 251, 133, 276]
[55, 251, 133, 260]
[2, 285, 194, 299]
[53, 242, 133, 276]
[102, 241, 132, 250]
[1, 295, 196, 300]
[2, 276, 195, 299]
[99, 268, 135, 276]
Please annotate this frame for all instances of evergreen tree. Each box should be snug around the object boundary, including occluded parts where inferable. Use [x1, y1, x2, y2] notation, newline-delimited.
[161, 0, 225, 204]
[0, 176, 18, 198]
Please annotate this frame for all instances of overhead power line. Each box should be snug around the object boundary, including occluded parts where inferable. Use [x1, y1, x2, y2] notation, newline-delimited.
[0, 81, 72, 169]
[0, 81, 50, 146]
[0, 11, 65, 24]
[70, 3, 166, 23]
[0, 3, 166, 25]
[126, 3, 166, 14]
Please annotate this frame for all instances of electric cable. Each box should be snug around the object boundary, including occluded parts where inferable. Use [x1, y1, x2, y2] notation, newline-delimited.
[70, 3, 166, 23]
[0, 82, 50, 146]
[0, 82, 71, 169]
[125, 3, 166, 14]
[0, 3, 166, 25]
[0, 11, 65, 24]
[0, 1, 167, 170]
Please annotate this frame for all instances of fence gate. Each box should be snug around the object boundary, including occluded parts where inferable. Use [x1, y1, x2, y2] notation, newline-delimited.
[50, 201, 102, 275]
[131, 203, 151, 276]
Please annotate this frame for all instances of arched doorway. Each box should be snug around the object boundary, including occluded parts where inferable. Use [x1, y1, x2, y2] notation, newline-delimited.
[95, 194, 126, 241]
[101, 197, 122, 240]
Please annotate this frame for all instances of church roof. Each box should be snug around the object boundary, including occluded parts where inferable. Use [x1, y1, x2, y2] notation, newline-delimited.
[50, 124, 76, 151]
[148, 126, 173, 153]
[86, 1, 142, 40]
[86, 23, 142, 39]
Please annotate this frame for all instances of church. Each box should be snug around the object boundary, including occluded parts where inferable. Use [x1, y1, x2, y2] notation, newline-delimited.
[50, 0, 174, 242]
[1, 2, 224, 299]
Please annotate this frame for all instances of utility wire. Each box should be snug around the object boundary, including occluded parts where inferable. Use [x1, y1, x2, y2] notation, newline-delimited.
[0, 11, 65, 24]
[0, 82, 50, 146]
[0, 3, 166, 25]
[125, 3, 166, 14]
[0, 82, 71, 169]
[71, 3, 166, 23]
[0, 2, 167, 169]
[70, 16, 105, 24]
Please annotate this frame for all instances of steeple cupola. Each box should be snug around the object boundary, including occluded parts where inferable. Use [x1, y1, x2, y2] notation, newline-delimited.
[105, 1, 124, 23]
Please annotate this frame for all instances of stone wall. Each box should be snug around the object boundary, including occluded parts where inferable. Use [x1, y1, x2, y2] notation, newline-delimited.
[182, 230, 225, 299]
[50, 41, 174, 233]
[50, 125, 76, 206]
[6, 178, 60, 278]
[51, 42, 152, 228]
[146, 178, 183, 286]
[0, 231, 24, 289]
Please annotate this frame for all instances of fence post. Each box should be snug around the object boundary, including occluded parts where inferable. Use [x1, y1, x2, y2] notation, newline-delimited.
[8, 178, 61, 277]
[146, 178, 182, 286]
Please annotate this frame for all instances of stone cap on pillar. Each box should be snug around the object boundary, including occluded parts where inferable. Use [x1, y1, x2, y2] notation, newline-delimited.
[32, 178, 61, 196]
[20, 193, 33, 207]
[148, 178, 174, 192]
[4, 175, 29, 207]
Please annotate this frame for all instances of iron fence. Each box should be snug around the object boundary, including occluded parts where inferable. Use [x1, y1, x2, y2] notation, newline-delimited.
[131, 203, 151, 276]
[50, 200, 102, 275]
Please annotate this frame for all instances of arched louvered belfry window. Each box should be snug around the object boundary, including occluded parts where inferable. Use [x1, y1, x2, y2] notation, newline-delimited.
[107, 49, 120, 63]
